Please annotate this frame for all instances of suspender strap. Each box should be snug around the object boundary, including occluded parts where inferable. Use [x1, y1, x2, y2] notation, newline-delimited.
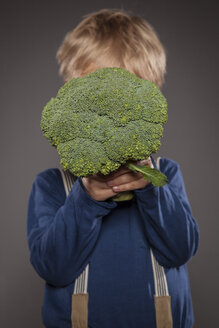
[71, 293, 89, 328]
[59, 169, 89, 328]
[73, 264, 89, 294]
[59, 158, 173, 328]
[151, 157, 173, 328]
[150, 248, 169, 297]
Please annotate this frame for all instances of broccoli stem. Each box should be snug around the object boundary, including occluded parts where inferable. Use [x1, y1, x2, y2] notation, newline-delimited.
[111, 191, 134, 202]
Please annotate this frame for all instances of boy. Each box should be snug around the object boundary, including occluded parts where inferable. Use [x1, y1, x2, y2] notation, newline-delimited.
[27, 8, 199, 328]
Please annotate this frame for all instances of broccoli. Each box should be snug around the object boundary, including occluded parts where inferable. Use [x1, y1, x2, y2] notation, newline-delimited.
[41, 67, 168, 201]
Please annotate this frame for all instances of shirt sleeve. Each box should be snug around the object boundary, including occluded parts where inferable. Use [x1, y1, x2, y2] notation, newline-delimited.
[133, 157, 200, 268]
[26, 168, 117, 287]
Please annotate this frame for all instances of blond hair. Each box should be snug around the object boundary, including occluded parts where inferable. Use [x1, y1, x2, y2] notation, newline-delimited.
[57, 8, 167, 89]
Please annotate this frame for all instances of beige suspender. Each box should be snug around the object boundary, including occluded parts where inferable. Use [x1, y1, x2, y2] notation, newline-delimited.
[151, 157, 173, 328]
[59, 156, 173, 328]
[59, 169, 89, 328]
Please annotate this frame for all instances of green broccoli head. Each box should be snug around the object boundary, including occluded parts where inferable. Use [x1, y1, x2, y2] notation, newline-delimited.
[40, 67, 167, 177]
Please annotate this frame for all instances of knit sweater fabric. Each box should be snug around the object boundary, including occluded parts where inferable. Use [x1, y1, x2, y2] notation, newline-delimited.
[27, 156, 199, 328]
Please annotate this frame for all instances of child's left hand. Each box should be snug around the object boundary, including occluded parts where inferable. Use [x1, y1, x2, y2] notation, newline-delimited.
[104, 157, 154, 193]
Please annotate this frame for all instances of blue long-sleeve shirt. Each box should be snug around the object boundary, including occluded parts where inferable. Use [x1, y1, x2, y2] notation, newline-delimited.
[27, 156, 199, 328]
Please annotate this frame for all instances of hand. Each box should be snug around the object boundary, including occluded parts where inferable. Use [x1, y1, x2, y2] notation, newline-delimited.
[81, 165, 131, 201]
[81, 166, 130, 201]
[81, 157, 153, 201]
[105, 157, 154, 193]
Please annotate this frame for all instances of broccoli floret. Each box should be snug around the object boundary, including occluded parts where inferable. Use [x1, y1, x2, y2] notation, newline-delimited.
[40, 67, 168, 199]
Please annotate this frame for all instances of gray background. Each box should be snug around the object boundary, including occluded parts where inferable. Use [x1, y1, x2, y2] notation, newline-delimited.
[1, 0, 218, 327]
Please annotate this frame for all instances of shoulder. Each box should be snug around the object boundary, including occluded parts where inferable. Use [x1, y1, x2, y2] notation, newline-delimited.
[158, 157, 180, 172]
[156, 156, 184, 187]
[156, 156, 192, 207]
[27, 168, 68, 222]
[31, 167, 66, 202]
[36, 167, 62, 181]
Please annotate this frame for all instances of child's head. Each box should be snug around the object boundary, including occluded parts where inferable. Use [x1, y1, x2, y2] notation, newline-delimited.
[57, 8, 167, 89]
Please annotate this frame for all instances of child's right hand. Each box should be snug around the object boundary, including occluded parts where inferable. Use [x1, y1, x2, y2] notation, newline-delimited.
[81, 165, 132, 201]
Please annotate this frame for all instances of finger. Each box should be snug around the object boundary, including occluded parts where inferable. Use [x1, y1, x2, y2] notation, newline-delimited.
[95, 166, 131, 181]
[137, 157, 154, 168]
[91, 174, 118, 184]
[96, 186, 120, 199]
[90, 158, 153, 182]
[111, 177, 148, 192]
[82, 177, 119, 200]
[85, 175, 132, 193]
[136, 159, 148, 165]
[146, 157, 154, 168]
[106, 171, 142, 187]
